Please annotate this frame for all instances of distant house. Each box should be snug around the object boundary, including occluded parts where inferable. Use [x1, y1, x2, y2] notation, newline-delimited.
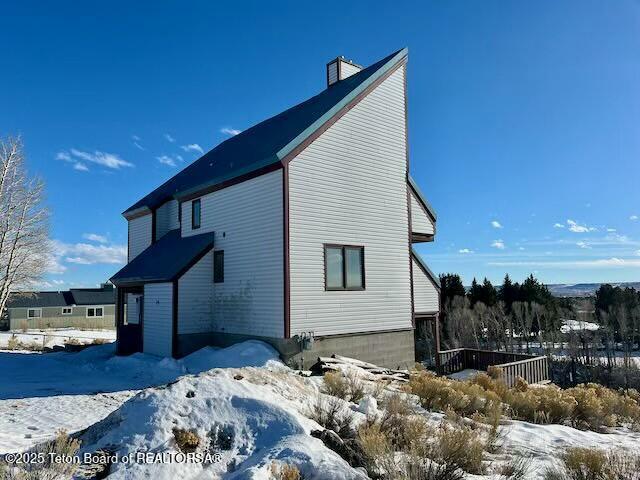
[4, 284, 116, 330]
[111, 48, 440, 368]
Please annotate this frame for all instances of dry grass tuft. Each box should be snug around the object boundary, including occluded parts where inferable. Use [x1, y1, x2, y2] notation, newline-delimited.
[172, 427, 200, 453]
[322, 370, 367, 404]
[270, 461, 302, 480]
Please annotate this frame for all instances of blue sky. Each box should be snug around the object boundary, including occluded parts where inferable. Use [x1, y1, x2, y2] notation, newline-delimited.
[1, 0, 639, 288]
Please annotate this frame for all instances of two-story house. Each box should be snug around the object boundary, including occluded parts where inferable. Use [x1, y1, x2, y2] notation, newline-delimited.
[111, 48, 440, 369]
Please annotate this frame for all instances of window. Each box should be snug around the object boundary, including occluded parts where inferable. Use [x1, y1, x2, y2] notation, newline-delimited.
[27, 308, 42, 318]
[87, 307, 104, 318]
[62, 307, 72, 315]
[191, 199, 201, 230]
[324, 245, 365, 290]
[214, 250, 224, 283]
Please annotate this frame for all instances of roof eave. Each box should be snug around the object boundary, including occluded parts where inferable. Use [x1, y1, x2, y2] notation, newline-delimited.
[123, 205, 152, 220]
[408, 176, 437, 223]
[277, 48, 408, 162]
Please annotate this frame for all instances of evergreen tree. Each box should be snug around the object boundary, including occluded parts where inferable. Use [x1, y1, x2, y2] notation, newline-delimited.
[439, 273, 466, 305]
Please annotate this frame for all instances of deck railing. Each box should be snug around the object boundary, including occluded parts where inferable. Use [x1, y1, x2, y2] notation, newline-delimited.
[438, 348, 550, 387]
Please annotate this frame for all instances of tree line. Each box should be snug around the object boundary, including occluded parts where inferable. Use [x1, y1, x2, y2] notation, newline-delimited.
[434, 272, 640, 362]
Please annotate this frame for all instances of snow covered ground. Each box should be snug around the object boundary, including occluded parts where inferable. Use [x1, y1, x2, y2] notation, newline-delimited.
[0, 328, 116, 350]
[0, 342, 272, 453]
[2, 340, 640, 479]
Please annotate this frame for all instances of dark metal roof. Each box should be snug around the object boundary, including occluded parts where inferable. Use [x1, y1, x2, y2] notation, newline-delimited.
[6, 286, 115, 308]
[69, 288, 115, 306]
[124, 48, 408, 216]
[412, 247, 441, 290]
[408, 176, 437, 222]
[6, 292, 72, 308]
[110, 230, 215, 286]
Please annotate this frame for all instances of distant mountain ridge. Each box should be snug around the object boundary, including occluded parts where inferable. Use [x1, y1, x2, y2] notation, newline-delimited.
[547, 282, 640, 297]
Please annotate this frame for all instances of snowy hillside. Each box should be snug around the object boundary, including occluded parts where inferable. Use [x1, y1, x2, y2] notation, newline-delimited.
[1, 341, 639, 479]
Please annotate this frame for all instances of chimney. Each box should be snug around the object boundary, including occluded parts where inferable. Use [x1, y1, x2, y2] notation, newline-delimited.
[326, 56, 363, 87]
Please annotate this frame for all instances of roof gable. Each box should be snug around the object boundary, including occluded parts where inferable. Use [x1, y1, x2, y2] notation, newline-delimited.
[124, 48, 408, 216]
[110, 230, 215, 286]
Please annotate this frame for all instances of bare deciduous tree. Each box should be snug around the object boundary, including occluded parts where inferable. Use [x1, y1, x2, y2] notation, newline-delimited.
[0, 137, 50, 315]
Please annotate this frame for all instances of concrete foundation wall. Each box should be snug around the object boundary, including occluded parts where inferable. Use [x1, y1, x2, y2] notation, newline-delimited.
[176, 328, 415, 370]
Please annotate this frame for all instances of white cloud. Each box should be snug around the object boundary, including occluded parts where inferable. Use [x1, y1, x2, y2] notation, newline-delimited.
[133, 142, 145, 151]
[576, 241, 591, 249]
[553, 223, 565, 229]
[518, 247, 525, 251]
[180, 144, 204, 154]
[567, 219, 596, 233]
[458, 248, 473, 254]
[59, 242, 126, 265]
[489, 257, 640, 269]
[491, 220, 503, 229]
[636, 250, 640, 256]
[630, 215, 638, 221]
[157, 155, 177, 167]
[82, 233, 108, 243]
[607, 228, 617, 232]
[164, 133, 176, 143]
[491, 239, 505, 250]
[221, 127, 242, 136]
[57, 149, 133, 171]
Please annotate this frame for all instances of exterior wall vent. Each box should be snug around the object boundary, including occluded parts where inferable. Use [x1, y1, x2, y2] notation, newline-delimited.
[326, 56, 363, 87]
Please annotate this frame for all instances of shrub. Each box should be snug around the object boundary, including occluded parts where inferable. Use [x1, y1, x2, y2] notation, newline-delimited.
[91, 338, 108, 345]
[172, 427, 200, 453]
[270, 462, 302, 480]
[408, 370, 503, 421]
[498, 455, 531, 480]
[7, 334, 19, 350]
[310, 396, 355, 439]
[432, 423, 485, 475]
[357, 421, 397, 477]
[322, 371, 349, 400]
[544, 447, 640, 480]
[345, 372, 366, 404]
[8, 430, 83, 478]
[378, 394, 427, 451]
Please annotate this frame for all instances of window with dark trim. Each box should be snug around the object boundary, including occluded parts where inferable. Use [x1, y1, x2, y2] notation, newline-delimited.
[324, 245, 365, 291]
[61, 307, 72, 315]
[214, 250, 224, 283]
[191, 199, 201, 230]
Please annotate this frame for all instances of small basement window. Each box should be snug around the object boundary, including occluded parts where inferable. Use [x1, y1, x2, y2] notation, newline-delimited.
[87, 307, 104, 318]
[62, 307, 72, 315]
[191, 199, 201, 230]
[324, 245, 365, 291]
[214, 250, 224, 283]
[27, 308, 42, 318]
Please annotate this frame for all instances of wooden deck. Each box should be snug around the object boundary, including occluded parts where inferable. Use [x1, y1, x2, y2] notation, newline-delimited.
[438, 348, 550, 387]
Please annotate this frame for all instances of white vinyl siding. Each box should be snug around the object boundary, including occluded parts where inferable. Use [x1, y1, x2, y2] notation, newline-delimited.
[143, 283, 173, 356]
[410, 190, 435, 236]
[340, 61, 361, 79]
[181, 170, 283, 337]
[178, 251, 213, 334]
[289, 66, 411, 337]
[155, 200, 180, 240]
[128, 214, 152, 262]
[413, 259, 439, 313]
